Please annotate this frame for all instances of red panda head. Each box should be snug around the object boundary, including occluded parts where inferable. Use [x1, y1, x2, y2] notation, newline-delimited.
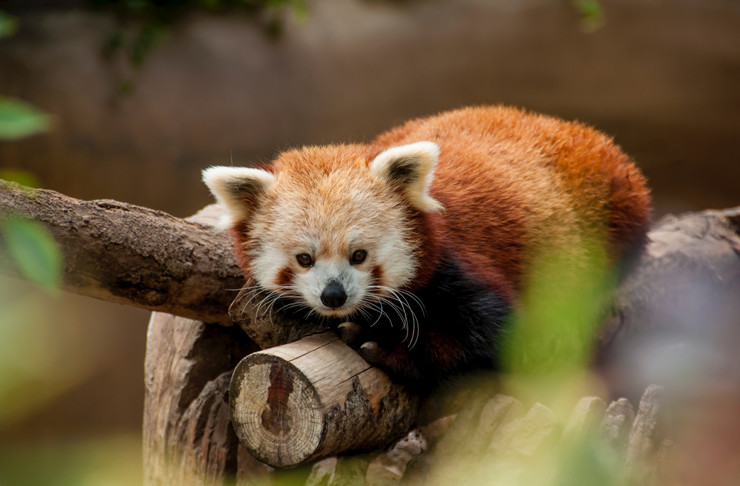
[203, 142, 442, 318]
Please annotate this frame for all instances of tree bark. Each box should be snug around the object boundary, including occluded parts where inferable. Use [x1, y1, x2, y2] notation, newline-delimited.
[597, 206, 740, 398]
[0, 180, 243, 325]
[142, 312, 269, 485]
[229, 332, 420, 468]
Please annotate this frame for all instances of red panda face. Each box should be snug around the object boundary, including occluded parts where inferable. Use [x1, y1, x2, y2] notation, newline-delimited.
[203, 142, 441, 319]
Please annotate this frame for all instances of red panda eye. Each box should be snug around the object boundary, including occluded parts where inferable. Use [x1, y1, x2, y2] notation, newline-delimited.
[350, 249, 367, 265]
[296, 253, 313, 268]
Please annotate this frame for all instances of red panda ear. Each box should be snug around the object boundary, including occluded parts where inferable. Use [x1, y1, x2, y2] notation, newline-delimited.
[202, 166, 275, 228]
[370, 142, 443, 212]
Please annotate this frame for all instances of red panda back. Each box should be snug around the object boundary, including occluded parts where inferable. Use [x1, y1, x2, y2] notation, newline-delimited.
[371, 105, 651, 299]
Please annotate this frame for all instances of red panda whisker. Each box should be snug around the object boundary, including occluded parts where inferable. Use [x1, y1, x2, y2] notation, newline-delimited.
[239, 288, 267, 316]
[384, 289, 413, 327]
[355, 307, 373, 324]
[366, 285, 423, 349]
[353, 295, 382, 326]
[265, 293, 285, 328]
[373, 295, 403, 329]
[365, 302, 385, 328]
[227, 283, 264, 295]
[398, 290, 427, 318]
[254, 292, 279, 319]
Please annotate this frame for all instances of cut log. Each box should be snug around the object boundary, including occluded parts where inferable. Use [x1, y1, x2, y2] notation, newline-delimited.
[625, 385, 667, 483]
[0, 181, 245, 324]
[365, 429, 428, 486]
[229, 332, 420, 468]
[563, 396, 607, 438]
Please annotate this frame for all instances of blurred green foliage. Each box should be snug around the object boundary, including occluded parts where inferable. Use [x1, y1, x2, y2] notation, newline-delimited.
[95, 0, 309, 70]
[0, 434, 142, 486]
[503, 246, 613, 377]
[1, 216, 62, 293]
[500, 238, 615, 418]
[0, 10, 18, 38]
[0, 169, 41, 189]
[425, 240, 628, 486]
[0, 100, 60, 295]
[0, 97, 51, 141]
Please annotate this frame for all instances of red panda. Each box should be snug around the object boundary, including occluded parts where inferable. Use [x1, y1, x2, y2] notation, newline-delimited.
[203, 106, 651, 389]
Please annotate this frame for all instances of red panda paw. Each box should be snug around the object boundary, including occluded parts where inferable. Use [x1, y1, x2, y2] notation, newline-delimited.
[359, 342, 418, 385]
[337, 321, 365, 346]
[359, 341, 388, 367]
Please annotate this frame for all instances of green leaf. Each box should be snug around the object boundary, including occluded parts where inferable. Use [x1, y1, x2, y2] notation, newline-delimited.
[1, 217, 62, 292]
[0, 11, 19, 39]
[0, 97, 51, 140]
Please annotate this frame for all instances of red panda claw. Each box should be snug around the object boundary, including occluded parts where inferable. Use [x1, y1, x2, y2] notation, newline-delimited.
[359, 341, 386, 366]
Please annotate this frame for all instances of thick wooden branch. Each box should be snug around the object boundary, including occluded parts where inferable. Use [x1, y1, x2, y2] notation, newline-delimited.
[597, 206, 740, 397]
[0, 180, 243, 324]
[229, 332, 420, 468]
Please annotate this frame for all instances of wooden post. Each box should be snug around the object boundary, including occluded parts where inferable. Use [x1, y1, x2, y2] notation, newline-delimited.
[142, 312, 266, 485]
[229, 332, 420, 468]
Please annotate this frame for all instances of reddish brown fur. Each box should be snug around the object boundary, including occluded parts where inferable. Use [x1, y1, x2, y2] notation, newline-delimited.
[221, 105, 651, 386]
[371, 105, 650, 301]
[232, 105, 650, 305]
[275, 267, 294, 288]
[371, 266, 384, 286]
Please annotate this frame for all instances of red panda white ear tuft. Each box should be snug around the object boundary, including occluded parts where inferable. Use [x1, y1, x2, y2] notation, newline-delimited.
[202, 166, 275, 229]
[369, 141, 443, 212]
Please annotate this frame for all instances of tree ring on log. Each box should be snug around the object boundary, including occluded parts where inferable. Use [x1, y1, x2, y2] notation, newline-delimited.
[230, 353, 324, 467]
[229, 332, 421, 468]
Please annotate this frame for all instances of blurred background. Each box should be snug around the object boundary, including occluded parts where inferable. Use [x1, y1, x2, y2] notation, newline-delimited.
[0, 0, 738, 484]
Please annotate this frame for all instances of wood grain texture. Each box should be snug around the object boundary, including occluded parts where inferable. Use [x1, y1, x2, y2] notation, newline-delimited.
[230, 332, 420, 468]
[142, 312, 258, 485]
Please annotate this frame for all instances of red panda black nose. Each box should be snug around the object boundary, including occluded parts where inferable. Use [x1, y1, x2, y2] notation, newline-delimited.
[321, 281, 347, 308]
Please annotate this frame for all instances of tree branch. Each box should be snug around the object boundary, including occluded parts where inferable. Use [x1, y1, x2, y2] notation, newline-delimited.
[0, 180, 243, 325]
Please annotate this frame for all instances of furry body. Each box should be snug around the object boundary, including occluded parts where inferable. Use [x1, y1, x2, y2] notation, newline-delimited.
[204, 106, 651, 389]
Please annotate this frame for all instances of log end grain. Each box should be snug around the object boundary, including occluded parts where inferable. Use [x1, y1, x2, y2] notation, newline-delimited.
[229, 332, 421, 468]
[230, 353, 325, 467]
